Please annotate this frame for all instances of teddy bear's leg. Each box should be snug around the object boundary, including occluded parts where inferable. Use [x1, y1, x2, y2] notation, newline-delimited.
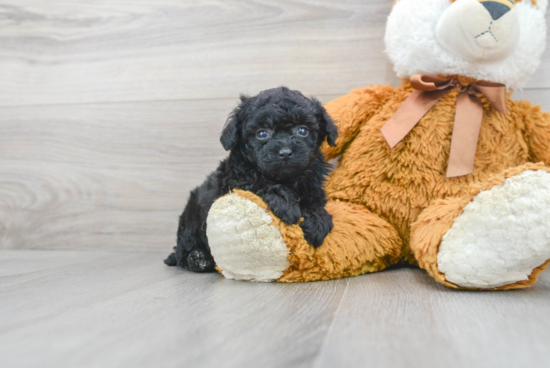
[410, 164, 550, 290]
[206, 190, 402, 282]
[279, 199, 403, 282]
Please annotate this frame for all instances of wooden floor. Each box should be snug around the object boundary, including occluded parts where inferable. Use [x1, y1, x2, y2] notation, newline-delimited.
[1, 1, 550, 367]
[1, 249, 549, 368]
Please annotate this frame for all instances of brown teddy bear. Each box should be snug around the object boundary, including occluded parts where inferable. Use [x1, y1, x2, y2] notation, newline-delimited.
[205, 0, 550, 290]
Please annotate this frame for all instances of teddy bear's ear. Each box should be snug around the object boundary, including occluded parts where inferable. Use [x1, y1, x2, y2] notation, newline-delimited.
[312, 98, 338, 147]
[220, 95, 249, 151]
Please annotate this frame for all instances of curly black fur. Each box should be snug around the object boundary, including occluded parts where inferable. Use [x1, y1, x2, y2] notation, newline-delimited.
[164, 86, 338, 272]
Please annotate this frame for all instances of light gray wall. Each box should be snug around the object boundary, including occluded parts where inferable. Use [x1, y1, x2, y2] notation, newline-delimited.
[0, 0, 549, 251]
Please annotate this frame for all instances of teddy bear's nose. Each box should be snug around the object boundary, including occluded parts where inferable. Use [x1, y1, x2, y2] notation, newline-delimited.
[480, 0, 513, 21]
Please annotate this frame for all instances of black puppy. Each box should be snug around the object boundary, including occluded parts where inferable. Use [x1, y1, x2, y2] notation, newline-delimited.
[164, 87, 338, 272]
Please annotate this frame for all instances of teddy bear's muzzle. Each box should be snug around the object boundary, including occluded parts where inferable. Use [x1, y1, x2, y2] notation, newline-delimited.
[436, 0, 519, 63]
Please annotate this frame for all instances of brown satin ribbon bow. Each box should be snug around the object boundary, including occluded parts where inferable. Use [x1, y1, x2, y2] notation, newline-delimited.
[380, 74, 507, 178]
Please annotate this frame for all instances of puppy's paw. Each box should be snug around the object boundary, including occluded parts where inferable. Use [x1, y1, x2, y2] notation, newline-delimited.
[164, 252, 178, 266]
[272, 203, 302, 225]
[300, 209, 333, 248]
[261, 187, 302, 225]
[187, 250, 216, 273]
[302, 228, 325, 248]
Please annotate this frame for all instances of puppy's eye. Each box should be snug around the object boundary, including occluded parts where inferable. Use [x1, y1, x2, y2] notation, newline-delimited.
[296, 127, 309, 137]
[256, 129, 270, 140]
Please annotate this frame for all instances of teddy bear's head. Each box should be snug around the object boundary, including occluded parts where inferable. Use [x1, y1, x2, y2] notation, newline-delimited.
[385, 0, 547, 90]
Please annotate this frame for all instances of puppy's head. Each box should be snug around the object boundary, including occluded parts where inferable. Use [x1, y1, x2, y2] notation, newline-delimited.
[220, 87, 338, 182]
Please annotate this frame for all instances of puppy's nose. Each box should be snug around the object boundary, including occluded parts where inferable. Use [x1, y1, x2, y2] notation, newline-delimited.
[278, 148, 293, 160]
[480, 0, 512, 21]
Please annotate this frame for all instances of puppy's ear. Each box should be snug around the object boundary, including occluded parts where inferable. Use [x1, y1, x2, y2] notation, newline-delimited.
[220, 114, 239, 151]
[220, 95, 249, 151]
[313, 98, 338, 147]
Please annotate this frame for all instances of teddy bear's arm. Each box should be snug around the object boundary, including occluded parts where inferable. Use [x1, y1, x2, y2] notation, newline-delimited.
[521, 100, 550, 165]
[322, 85, 392, 160]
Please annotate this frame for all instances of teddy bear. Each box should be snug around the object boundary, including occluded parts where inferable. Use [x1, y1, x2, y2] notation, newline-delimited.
[205, 0, 550, 290]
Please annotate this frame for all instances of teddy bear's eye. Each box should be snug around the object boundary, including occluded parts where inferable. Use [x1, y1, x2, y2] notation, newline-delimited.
[296, 127, 309, 137]
[256, 129, 271, 140]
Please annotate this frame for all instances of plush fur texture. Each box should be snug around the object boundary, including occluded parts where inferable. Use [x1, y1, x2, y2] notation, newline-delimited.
[205, 0, 550, 289]
[164, 87, 338, 272]
[385, 0, 547, 90]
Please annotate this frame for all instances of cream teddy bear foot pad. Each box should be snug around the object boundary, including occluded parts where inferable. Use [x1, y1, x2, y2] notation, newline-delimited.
[206, 192, 290, 282]
[438, 170, 550, 288]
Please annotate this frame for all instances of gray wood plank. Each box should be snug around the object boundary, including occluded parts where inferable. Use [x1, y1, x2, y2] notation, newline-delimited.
[0, 251, 179, 334]
[0, 0, 399, 106]
[1, 250, 549, 368]
[0, 99, 231, 251]
[0, 250, 347, 368]
[1, 0, 547, 107]
[0, 249, 107, 276]
[0, 249, 122, 287]
[0, 1, 446, 106]
[313, 267, 550, 368]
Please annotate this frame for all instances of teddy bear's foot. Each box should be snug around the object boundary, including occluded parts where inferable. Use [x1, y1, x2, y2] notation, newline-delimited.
[206, 191, 290, 282]
[438, 169, 550, 288]
[412, 165, 550, 290]
[207, 190, 403, 282]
